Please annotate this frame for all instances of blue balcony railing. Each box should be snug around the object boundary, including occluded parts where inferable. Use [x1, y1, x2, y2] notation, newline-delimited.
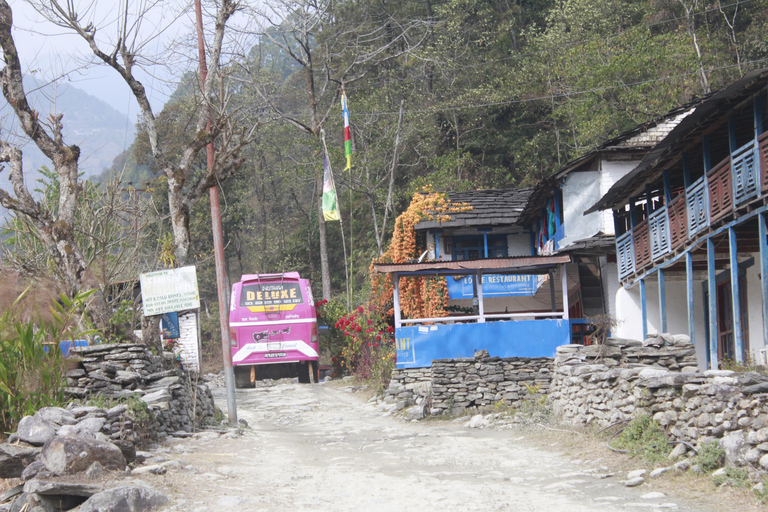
[616, 130, 768, 282]
[686, 175, 709, 236]
[616, 230, 635, 280]
[732, 139, 759, 205]
[648, 205, 670, 260]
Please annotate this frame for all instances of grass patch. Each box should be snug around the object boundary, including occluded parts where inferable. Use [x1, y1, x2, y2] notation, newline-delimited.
[697, 441, 725, 473]
[610, 414, 670, 465]
[713, 467, 750, 488]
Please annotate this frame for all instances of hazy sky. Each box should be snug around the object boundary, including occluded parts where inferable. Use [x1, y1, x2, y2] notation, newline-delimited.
[7, 0, 192, 117]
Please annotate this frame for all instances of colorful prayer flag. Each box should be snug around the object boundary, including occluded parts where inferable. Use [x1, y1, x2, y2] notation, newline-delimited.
[321, 150, 341, 222]
[342, 91, 351, 171]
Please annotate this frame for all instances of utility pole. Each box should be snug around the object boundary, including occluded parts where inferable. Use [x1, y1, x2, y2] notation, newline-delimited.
[195, 0, 237, 423]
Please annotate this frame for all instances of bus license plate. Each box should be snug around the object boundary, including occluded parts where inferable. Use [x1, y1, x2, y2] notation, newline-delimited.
[264, 352, 286, 358]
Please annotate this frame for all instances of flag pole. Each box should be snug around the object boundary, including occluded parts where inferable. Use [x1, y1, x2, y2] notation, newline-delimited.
[321, 130, 351, 313]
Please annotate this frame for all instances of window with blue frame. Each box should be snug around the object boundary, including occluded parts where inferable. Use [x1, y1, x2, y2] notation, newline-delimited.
[452, 235, 508, 260]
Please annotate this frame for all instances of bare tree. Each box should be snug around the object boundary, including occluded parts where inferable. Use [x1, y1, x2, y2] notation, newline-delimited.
[28, 0, 260, 267]
[0, 0, 138, 339]
[243, 0, 432, 299]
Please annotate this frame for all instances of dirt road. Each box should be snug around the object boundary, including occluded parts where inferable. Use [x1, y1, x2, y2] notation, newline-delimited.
[148, 380, 710, 512]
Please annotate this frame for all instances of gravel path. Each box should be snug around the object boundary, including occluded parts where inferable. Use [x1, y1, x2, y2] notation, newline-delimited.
[147, 380, 710, 512]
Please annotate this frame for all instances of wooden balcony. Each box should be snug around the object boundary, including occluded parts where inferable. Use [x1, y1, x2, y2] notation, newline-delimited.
[708, 159, 732, 223]
[668, 194, 687, 249]
[615, 133, 768, 282]
[633, 221, 651, 270]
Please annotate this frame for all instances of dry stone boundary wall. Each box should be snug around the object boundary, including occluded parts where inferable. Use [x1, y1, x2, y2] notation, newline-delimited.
[386, 334, 768, 469]
[65, 343, 216, 436]
[386, 352, 552, 415]
[549, 336, 768, 469]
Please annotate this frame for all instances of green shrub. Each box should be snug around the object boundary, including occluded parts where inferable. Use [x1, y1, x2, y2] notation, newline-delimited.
[611, 414, 669, 464]
[0, 289, 95, 437]
[712, 466, 750, 488]
[85, 394, 154, 444]
[697, 441, 725, 473]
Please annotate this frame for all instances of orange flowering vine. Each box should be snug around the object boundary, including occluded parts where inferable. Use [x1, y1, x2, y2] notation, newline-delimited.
[370, 189, 471, 320]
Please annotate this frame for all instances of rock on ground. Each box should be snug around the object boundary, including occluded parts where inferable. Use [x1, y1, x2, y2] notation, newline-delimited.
[78, 486, 168, 512]
[0, 443, 41, 479]
[40, 436, 126, 475]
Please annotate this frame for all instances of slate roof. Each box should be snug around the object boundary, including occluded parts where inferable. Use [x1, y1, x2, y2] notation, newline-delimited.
[414, 188, 533, 231]
[518, 99, 702, 225]
[586, 67, 768, 214]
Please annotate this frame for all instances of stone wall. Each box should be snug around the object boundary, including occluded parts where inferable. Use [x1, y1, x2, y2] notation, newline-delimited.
[549, 337, 768, 469]
[385, 352, 553, 416]
[65, 343, 217, 437]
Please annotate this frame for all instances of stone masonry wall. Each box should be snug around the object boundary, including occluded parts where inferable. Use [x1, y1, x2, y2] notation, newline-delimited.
[549, 336, 768, 469]
[65, 343, 217, 436]
[385, 352, 553, 416]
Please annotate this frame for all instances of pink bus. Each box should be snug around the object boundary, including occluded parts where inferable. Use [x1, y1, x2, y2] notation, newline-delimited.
[229, 273, 319, 387]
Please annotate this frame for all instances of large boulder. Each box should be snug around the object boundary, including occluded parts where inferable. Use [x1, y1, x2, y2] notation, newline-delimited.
[16, 415, 56, 446]
[0, 443, 41, 478]
[40, 436, 126, 475]
[79, 486, 168, 512]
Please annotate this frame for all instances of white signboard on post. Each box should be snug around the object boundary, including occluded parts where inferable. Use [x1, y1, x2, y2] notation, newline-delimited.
[140, 266, 200, 316]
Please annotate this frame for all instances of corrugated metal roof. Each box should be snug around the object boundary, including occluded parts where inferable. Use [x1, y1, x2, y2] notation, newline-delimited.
[373, 254, 570, 274]
[414, 188, 533, 230]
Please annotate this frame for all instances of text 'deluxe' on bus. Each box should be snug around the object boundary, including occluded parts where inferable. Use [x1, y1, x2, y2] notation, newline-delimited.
[229, 273, 319, 387]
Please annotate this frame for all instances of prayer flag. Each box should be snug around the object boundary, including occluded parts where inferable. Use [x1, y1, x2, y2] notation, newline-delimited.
[321, 150, 341, 222]
[342, 92, 352, 171]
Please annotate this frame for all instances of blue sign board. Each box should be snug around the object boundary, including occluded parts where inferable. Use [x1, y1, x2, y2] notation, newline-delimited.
[395, 319, 570, 368]
[162, 312, 180, 339]
[446, 274, 540, 299]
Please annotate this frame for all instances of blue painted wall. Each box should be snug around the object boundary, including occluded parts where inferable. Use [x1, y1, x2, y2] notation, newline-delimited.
[395, 319, 570, 368]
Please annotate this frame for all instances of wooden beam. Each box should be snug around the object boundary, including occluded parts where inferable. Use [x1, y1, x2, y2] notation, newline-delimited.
[760, 212, 768, 351]
[729, 227, 743, 362]
[549, 269, 557, 312]
[703, 135, 712, 172]
[477, 270, 485, 323]
[561, 263, 569, 320]
[728, 116, 737, 153]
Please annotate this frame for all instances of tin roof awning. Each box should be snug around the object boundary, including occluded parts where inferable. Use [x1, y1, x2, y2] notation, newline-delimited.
[373, 254, 571, 276]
